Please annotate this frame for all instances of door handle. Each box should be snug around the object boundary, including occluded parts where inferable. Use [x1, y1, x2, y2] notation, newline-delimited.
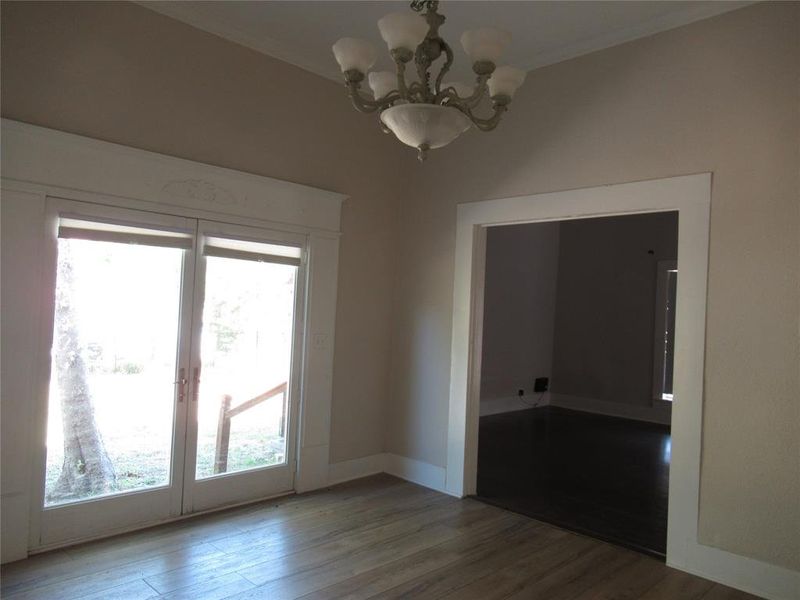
[192, 367, 201, 402]
[174, 368, 187, 403]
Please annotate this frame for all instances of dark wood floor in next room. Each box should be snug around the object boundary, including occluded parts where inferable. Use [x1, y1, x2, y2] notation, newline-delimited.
[477, 406, 671, 557]
[1, 475, 760, 599]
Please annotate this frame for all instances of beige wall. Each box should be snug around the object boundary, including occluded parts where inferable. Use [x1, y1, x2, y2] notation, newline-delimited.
[481, 222, 560, 400]
[387, 1, 799, 570]
[2, 0, 798, 575]
[0, 1, 415, 465]
[551, 212, 678, 407]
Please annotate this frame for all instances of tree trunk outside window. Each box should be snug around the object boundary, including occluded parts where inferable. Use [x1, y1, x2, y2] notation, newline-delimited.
[50, 242, 116, 502]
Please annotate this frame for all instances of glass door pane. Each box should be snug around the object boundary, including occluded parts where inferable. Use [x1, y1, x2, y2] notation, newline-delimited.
[45, 237, 184, 506]
[194, 251, 298, 479]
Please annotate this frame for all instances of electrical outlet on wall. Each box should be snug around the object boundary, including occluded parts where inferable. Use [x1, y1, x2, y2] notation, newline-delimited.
[534, 377, 549, 392]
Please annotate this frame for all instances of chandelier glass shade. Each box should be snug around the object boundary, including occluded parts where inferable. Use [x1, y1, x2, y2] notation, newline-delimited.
[380, 104, 473, 152]
[332, 0, 526, 161]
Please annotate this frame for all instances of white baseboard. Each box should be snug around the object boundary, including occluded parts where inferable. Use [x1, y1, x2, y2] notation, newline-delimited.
[479, 392, 671, 424]
[548, 392, 671, 425]
[327, 454, 387, 486]
[327, 453, 451, 496]
[1, 491, 29, 563]
[669, 541, 800, 600]
[479, 393, 550, 416]
[384, 453, 451, 495]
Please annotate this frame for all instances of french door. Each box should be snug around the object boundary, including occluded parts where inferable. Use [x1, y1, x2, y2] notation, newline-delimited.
[37, 199, 305, 547]
[183, 219, 304, 513]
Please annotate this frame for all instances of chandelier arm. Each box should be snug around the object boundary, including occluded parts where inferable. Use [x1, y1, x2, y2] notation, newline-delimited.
[465, 103, 509, 132]
[437, 74, 490, 108]
[394, 59, 410, 101]
[461, 74, 491, 109]
[407, 81, 425, 103]
[346, 82, 402, 114]
[437, 86, 459, 105]
[413, 0, 445, 103]
[433, 40, 454, 99]
[414, 52, 433, 102]
[379, 92, 403, 106]
[347, 92, 378, 114]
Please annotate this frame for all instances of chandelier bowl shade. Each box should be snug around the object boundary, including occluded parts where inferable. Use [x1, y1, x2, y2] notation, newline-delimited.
[378, 12, 429, 52]
[380, 104, 472, 157]
[332, 37, 377, 73]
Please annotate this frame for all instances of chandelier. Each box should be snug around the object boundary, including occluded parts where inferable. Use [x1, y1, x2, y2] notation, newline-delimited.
[332, 0, 526, 161]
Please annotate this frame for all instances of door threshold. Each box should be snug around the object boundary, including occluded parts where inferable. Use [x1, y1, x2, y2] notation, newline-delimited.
[29, 488, 296, 556]
[472, 494, 667, 561]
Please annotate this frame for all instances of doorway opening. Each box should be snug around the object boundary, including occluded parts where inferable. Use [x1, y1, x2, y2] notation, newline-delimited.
[475, 212, 677, 557]
[446, 173, 711, 572]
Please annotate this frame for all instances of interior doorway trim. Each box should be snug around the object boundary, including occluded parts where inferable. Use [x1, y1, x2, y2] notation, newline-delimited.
[447, 175, 715, 563]
[447, 173, 800, 599]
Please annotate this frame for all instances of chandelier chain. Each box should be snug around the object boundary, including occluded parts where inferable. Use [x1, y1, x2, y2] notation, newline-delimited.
[410, 0, 438, 14]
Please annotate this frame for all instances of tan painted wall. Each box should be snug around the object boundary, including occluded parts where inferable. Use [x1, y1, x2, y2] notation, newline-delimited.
[3, 0, 798, 574]
[0, 1, 415, 465]
[386, 2, 799, 570]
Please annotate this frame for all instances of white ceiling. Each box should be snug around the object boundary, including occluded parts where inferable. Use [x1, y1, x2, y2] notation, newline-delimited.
[140, 1, 753, 83]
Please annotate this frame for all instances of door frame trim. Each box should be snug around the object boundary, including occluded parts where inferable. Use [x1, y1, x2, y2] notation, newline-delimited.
[447, 173, 800, 599]
[447, 174, 711, 567]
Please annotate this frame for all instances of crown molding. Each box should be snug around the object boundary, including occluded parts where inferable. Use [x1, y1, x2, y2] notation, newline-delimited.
[524, 1, 755, 71]
[136, 1, 342, 81]
[137, 1, 756, 84]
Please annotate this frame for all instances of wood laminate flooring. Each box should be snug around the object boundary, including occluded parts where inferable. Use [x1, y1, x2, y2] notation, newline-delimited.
[477, 406, 671, 557]
[1, 474, 760, 599]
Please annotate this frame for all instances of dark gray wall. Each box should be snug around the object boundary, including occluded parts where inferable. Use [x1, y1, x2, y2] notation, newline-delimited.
[480, 222, 560, 401]
[550, 212, 678, 406]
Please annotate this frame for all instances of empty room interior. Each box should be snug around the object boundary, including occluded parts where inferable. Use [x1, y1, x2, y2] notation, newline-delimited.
[0, 2, 798, 600]
[477, 213, 678, 558]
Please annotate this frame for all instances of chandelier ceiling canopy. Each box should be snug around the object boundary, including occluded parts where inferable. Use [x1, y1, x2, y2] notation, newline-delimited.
[332, 0, 526, 161]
